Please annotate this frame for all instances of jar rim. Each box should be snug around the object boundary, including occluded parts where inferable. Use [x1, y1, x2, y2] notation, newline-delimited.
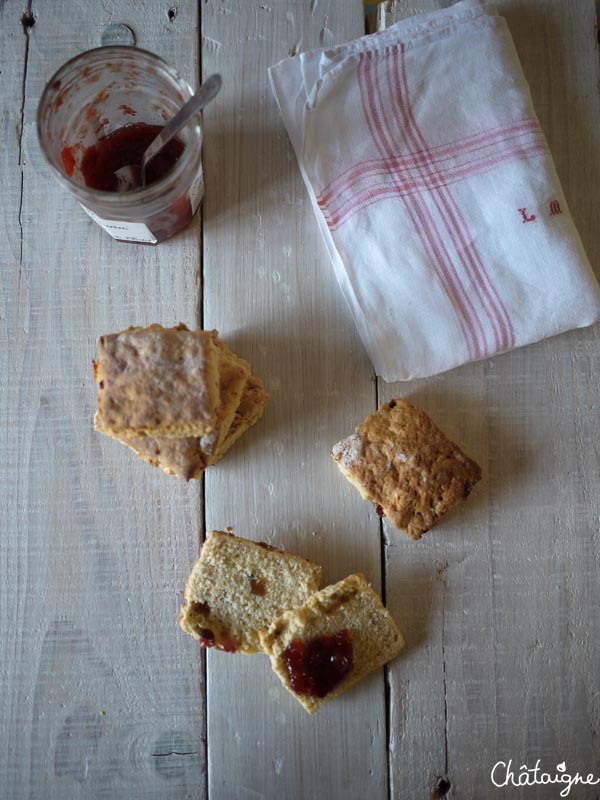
[36, 46, 202, 208]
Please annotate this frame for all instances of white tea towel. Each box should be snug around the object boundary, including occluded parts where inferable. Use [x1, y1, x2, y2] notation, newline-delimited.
[269, 0, 600, 381]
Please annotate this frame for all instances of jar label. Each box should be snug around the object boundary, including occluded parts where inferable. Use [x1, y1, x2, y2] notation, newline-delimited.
[81, 205, 158, 244]
[188, 170, 204, 215]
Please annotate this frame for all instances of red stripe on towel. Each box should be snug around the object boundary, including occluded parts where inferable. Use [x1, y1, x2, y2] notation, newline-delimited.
[358, 50, 482, 360]
[320, 47, 547, 353]
[394, 43, 515, 351]
[320, 142, 547, 229]
[317, 119, 542, 210]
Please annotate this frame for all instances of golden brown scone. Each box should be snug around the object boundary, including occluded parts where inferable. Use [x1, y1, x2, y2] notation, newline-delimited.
[331, 399, 481, 540]
[113, 333, 251, 479]
[259, 574, 404, 714]
[211, 375, 270, 465]
[113, 434, 206, 481]
[93, 324, 220, 438]
[200, 334, 251, 464]
[179, 531, 322, 654]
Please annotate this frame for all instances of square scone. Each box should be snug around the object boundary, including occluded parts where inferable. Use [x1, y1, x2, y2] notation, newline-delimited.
[93, 324, 220, 438]
[259, 574, 404, 714]
[332, 399, 482, 540]
[179, 531, 322, 654]
[211, 375, 270, 465]
[116, 434, 206, 481]
[112, 333, 252, 479]
[199, 334, 252, 465]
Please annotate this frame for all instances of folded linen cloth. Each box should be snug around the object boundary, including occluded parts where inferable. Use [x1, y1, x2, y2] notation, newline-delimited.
[269, 0, 600, 381]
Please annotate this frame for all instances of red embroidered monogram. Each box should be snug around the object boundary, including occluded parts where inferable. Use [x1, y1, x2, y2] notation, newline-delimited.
[355, 45, 519, 358]
[550, 200, 562, 215]
[518, 208, 536, 223]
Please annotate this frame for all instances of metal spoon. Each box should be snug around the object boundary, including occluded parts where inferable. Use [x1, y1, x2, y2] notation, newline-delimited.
[115, 73, 222, 191]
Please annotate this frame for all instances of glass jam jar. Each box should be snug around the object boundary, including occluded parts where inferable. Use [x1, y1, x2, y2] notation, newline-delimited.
[37, 47, 203, 244]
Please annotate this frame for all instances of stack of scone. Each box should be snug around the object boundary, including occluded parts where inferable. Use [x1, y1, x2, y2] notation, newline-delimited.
[179, 531, 405, 714]
[93, 324, 269, 479]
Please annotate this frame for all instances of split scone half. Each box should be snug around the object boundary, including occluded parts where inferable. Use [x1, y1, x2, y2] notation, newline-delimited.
[179, 531, 322, 654]
[93, 323, 220, 439]
[259, 574, 405, 714]
[332, 398, 481, 540]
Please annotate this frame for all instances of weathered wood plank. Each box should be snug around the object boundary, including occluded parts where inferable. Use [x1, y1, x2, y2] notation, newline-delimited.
[0, 2, 205, 797]
[201, 1, 393, 798]
[382, 2, 600, 798]
[0, 2, 33, 791]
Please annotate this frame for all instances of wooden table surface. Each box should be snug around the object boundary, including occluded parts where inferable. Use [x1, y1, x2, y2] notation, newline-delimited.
[2, 1, 599, 798]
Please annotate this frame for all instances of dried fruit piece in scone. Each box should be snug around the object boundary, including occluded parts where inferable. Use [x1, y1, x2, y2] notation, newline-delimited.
[179, 531, 322, 654]
[93, 324, 220, 438]
[112, 333, 251, 479]
[331, 399, 481, 540]
[259, 574, 404, 714]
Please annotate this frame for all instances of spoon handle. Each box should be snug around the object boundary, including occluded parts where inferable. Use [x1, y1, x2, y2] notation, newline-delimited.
[142, 73, 222, 170]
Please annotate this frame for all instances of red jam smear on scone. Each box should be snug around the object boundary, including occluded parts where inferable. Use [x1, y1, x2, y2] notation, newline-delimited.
[283, 629, 353, 697]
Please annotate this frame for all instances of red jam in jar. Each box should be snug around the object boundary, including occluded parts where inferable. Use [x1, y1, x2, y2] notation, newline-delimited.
[74, 123, 185, 192]
[283, 629, 353, 698]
